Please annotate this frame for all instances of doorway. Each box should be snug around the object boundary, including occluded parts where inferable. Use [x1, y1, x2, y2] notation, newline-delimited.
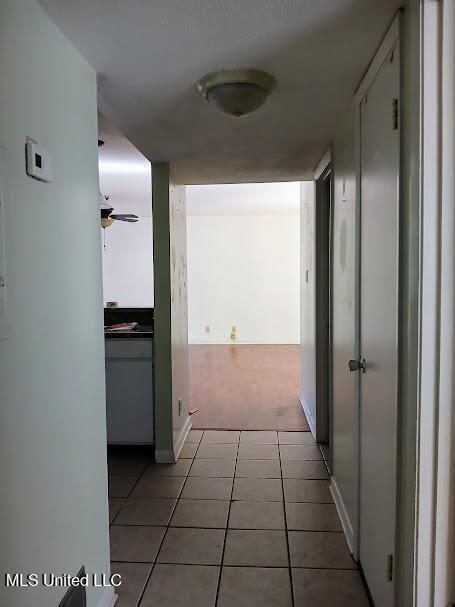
[315, 166, 333, 469]
[185, 182, 305, 431]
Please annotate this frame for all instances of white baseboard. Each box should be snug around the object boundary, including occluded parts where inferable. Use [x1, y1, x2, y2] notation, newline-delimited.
[155, 449, 176, 463]
[330, 477, 355, 555]
[299, 394, 316, 440]
[174, 415, 192, 460]
[155, 415, 192, 463]
[97, 587, 117, 607]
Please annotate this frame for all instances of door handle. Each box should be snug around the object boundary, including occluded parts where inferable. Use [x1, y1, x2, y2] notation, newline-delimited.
[348, 358, 367, 373]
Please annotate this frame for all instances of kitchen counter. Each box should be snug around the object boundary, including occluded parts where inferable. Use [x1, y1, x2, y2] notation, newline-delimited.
[104, 307, 154, 338]
[104, 325, 154, 338]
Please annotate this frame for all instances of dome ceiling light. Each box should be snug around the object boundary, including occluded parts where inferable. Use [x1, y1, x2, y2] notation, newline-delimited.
[196, 68, 276, 118]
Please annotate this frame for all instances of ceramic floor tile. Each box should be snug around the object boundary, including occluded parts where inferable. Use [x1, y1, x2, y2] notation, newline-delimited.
[235, 459, 281, 479]
[144, 459, 192, 477]
[108, 475, 139, 498]
[286, 503, 342, 532]
[223, 530, 289, 567]
[157, 528, 225, 565]
[283, 479, 333, 503]
[141, 564, 220, 607]
[292, 569, 370, 606]
[196, 443, 238, 459]
[229, 500, 285, 530]
[110, 525, 166, 563]
[232, 478, 283, 502]
[201, 430, 240, 444]
[170, 499, 230, 528]
[131, 476, 185, 499]
[114, 498, 176, 526]
[279, 444, 323, 461]
[181, 477, 233, 500]
[281, 460, 329, 480]
[288, 531, 356, 569]
[180, 443, 199, 459]
[108, 452, 152, 476]
[186, 430, 204, 444]
[278, 431, 316, 445]
[189, 459, 236, 478]
[217, 567, 292, 607]
[110, 562, 152, 607]
[237, 444, 279, 460]
[109, 498, 126, 524]
[240, 431, 278, 444]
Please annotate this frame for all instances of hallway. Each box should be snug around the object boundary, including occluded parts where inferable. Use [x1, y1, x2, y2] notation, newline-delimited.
[189, 345, 307, 431]
[108, 430, 369, 606]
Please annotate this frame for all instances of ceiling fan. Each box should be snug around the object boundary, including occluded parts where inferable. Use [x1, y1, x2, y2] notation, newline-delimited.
[99, 194, 138, 229]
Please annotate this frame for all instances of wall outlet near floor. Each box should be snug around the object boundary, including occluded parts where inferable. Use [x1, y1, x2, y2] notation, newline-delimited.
[205, 325, 210, 333]
[230, 325, 237, 341]
[178, 398, 183, 416]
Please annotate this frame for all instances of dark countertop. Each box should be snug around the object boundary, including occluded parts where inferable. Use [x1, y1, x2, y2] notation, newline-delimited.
[104, 325, 154, 339]
[104, 307, 154, 339]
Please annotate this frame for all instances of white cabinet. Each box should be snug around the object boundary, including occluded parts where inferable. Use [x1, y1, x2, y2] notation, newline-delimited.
[105, 338, 154, 444]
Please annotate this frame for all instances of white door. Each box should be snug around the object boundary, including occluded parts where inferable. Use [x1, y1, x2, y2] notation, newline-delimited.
[359, 45, 400, 606]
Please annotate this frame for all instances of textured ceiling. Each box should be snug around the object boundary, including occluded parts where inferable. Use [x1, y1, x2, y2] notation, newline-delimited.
[41, 0, 400, 183]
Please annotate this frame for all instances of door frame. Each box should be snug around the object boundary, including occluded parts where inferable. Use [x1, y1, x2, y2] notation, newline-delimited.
[415, 1, 455, 605]
[314, 149, 333, 453]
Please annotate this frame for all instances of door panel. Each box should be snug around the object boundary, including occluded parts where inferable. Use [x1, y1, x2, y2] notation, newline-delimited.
[359, 46, 399, 606]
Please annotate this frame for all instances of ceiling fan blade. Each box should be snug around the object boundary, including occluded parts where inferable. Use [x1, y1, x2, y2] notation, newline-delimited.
[110, 214, 139, 223]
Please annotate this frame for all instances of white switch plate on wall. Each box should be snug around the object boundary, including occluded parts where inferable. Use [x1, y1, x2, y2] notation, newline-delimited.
[26, 138, 52, 183]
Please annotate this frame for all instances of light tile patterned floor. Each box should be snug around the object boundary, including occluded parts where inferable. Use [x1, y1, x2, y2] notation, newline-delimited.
[108, 430, 370, 607]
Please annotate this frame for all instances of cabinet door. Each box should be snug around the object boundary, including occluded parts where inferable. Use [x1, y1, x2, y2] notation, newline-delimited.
[105, 340, 154, 444]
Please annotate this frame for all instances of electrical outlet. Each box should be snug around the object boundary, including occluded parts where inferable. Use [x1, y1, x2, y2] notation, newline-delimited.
[205, 325, 210, 333]
[178, 398, 183, 416]
[230, 326, 237, 341]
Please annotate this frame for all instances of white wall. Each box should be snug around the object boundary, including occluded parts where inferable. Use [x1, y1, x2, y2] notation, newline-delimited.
[101, 207, 154, 307]
[187, 211, 300, 344]
[98, 129, 154, 307]
[0, 2, 110, 606]
[299, 181, 317, 432]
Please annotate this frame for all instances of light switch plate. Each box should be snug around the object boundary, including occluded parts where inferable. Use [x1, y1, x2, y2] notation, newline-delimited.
[26, 137, 53, 183]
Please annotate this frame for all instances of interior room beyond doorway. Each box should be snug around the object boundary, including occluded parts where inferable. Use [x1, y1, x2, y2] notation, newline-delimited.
[186, 182, 305, 431]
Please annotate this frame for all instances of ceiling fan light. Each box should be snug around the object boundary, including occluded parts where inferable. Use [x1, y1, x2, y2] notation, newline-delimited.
[197, 69, 276, 117]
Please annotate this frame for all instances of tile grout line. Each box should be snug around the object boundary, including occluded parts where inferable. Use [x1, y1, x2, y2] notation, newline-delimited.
[213, 433, 240, 607]
[111, 432, 346, 606]
[135, 434, 203, 607]
[278, 435, 296, 607]
[109, 458, 152, 528]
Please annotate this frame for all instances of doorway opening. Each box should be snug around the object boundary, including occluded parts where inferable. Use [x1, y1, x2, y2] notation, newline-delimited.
[98, 114, 155, 449]
[315, 167, 333, 469]
[185, 182, 306, 432]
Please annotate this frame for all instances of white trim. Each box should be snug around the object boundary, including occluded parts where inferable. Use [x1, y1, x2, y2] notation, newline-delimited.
[299, 395, 316, 439]
[156, 414, 192, 463]
[154, 449, 176, 464]
[433, 1, 455, 603]
[415, 2, 442, 605]
[416, 2, 455, 606]
[354, 13, 400, 104]
[313, 147, 331, 180]
[330, 477, 355, 556]
[173, 414, 193, 460]
[97, 587, 117, 607]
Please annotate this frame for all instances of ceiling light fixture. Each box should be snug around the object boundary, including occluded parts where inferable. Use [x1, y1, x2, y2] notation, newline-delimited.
[196, 68, 276, 118]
